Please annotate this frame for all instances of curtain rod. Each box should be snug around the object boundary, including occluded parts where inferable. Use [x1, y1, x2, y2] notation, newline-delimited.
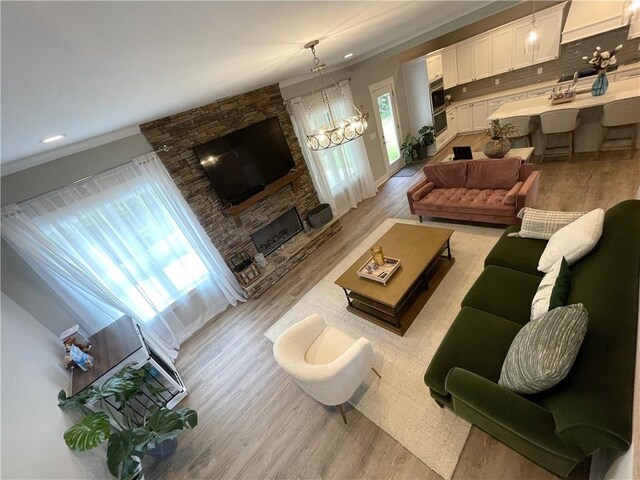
[14, 145, 173, 206]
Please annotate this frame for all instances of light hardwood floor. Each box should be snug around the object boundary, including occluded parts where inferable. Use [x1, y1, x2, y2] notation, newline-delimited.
[147, 135, 639, 480]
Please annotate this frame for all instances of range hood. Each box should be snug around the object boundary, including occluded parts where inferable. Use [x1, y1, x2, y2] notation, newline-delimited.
[562, 0, 626, 44]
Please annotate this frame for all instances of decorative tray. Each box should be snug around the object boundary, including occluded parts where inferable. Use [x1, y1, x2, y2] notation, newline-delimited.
[356, 256, 401, 284]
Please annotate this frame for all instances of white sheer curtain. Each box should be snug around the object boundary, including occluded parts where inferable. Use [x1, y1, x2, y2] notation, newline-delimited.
[289, 81, 377, 217]
[1, 153, 246, 359]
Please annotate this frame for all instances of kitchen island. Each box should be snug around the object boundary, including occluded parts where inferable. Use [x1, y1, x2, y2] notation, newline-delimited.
[488, 76, 640, 155]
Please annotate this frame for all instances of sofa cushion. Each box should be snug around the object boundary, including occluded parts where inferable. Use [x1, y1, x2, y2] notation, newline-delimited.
[538, 208, 605, 272]
[424, 161, 467, 188]
[466, 157, 522, 189]
[508, 207, 585, 240]
[462, 265, 542, 326]
[485, 226, 546, 277]
[530, 257, 571, 321]
[499, 304, 589, 394]
[411, 182, 435, 201]
[424, 306, 521, 397]
[417, 187, 513, 216]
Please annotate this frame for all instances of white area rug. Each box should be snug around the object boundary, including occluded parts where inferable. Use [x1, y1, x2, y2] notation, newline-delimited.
[265, 218, 504, 479]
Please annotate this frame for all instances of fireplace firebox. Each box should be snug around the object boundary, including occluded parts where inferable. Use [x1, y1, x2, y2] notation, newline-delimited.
[251, 207, 303, 256]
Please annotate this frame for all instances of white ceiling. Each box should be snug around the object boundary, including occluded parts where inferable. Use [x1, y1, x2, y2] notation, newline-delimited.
[1, 1, 491, 171]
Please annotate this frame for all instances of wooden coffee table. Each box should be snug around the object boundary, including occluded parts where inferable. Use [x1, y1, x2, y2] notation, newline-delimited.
[335, 224, 455, 336]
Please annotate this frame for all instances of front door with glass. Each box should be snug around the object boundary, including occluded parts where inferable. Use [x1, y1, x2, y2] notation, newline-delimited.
[370, 79, 403, 175]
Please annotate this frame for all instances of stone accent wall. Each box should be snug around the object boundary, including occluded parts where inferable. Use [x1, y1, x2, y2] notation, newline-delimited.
[139, 84, 321, 263]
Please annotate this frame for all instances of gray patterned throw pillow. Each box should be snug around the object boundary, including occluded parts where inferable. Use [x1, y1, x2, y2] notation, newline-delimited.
[499, 304, 588, 394]
[508, 208, 585, 240]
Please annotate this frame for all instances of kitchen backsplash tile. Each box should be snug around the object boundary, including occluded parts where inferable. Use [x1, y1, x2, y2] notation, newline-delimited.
[446, 26, 640, 102]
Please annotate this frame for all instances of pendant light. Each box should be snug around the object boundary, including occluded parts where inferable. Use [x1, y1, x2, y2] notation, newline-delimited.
[303, 40, 368, 151]
[525, 0, 540, 54]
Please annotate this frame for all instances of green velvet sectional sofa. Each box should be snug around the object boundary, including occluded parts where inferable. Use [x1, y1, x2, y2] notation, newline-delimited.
[424, 200, 640, 477]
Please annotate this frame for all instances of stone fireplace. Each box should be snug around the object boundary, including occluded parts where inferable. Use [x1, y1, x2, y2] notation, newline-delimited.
[139, 84, 340, 297]
[251, 207, 303, 256]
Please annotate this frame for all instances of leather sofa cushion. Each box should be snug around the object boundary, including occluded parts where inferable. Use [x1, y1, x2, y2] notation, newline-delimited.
[412, 182, 435, 201]
[466, 157, 522, 189]
[417, 187, 513, 216]
[424, 161, 466, 188]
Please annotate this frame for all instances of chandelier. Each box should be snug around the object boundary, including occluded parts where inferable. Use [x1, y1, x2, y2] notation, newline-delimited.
[524, 0, 540, 54]
[303, 40, 368, 151]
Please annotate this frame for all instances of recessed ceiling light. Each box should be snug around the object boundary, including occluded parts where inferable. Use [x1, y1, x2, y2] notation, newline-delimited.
[40, 134, 66, 143]
[344, 53, 354, 59]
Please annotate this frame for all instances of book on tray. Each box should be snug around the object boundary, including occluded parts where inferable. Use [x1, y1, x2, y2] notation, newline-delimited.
[357, 257, 401, 284]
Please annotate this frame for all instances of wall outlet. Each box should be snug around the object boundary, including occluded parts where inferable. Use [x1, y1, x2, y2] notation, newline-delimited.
[494, 78, 500, 85]
[462, 87, 467, 93]
[369, 132, 377, 141]
[537, 67, 543, 74]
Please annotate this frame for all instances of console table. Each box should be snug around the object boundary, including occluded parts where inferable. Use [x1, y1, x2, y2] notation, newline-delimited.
[69, 316, 187, 409]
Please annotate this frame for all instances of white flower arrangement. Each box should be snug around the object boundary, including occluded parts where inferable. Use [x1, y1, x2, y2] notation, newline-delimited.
[582, 44, 623, 71]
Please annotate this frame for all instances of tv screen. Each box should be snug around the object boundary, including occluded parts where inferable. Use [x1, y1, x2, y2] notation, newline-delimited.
[193, 117, 295, 205]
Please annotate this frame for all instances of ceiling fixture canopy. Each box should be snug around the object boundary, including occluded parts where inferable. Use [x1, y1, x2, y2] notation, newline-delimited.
[524, 0, 540, 54]
[303, 40, 368, 151]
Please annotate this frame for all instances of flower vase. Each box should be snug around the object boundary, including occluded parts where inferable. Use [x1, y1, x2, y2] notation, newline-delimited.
[483, 137, 511, 158]
[591, 71, 609, 96]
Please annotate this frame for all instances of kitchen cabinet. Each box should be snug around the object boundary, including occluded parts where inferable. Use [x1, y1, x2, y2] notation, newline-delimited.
[533, 8, 562, 64]
[456, 42, 474, 84]
[442, 47, 458, 89]
[629, 11, 640, 39]
[446, 108, 457, 136]
[456, 101, 488, 133]
[473, 34, 493, 80]
[427, 52, 443, 82]
[512, 18, 535, 70]
[492, 27, 514, 75]
[457, 35, 492, 85]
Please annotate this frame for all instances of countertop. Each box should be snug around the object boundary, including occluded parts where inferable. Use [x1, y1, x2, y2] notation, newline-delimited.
[488, 76, 640, 120]
[449, 62, 640, 110]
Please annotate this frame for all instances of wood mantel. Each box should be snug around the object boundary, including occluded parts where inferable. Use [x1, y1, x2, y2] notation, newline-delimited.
[222, 170, 304, 226]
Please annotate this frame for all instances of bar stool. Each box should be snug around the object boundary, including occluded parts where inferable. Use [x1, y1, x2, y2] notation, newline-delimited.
[539, 109, 580, 163]
[504, 116, 537, 147]
[598, 98, 640, 159]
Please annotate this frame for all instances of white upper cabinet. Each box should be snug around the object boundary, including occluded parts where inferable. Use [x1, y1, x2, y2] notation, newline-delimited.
[426, 52, 443, 82]
[491, 27, 514, 74]
[512, 18, 535, 69]
[533, 8, 562, 64]
[629, 11, 640, 39]
[456, 41, 474, 84]
[442, 47, 458, 89]
[473, 34, 492, 80]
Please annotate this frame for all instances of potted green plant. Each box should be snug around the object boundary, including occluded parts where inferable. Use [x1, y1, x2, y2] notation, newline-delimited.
[400, 134, 419, 163]
[58, 365, 197, 480]
[482, 119, 517, 158]
[417, 126, 435, 159]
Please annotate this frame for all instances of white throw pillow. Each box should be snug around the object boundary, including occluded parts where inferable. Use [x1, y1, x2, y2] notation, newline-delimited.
[530, 257, 570, 321]
[537, 209, 604, 273]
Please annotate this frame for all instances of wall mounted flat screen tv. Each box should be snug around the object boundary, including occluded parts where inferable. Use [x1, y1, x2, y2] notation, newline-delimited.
[193, 117, 295, 206]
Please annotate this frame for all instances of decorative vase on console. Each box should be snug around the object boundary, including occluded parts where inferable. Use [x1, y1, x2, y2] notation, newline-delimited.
[583, 44, 622, 97]
[482, 119, 515, 158]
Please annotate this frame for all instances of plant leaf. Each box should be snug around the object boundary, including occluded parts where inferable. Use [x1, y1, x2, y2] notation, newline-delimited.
[64, 411, 110, 452]
[107, 430, 149, 479]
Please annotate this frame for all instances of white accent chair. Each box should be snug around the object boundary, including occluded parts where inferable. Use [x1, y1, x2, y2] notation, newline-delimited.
[273, 313, 380, 423]
[598, 98, 640, 159]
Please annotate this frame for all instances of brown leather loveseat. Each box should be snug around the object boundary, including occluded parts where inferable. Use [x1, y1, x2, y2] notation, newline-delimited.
[406, 157, 540, 225]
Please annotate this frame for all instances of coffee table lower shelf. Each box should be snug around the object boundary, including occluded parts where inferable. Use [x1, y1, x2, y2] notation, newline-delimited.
[343, 256, 455, 336]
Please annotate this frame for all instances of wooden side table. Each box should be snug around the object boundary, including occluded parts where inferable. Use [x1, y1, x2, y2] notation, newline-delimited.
[69, 316, 187, 409]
